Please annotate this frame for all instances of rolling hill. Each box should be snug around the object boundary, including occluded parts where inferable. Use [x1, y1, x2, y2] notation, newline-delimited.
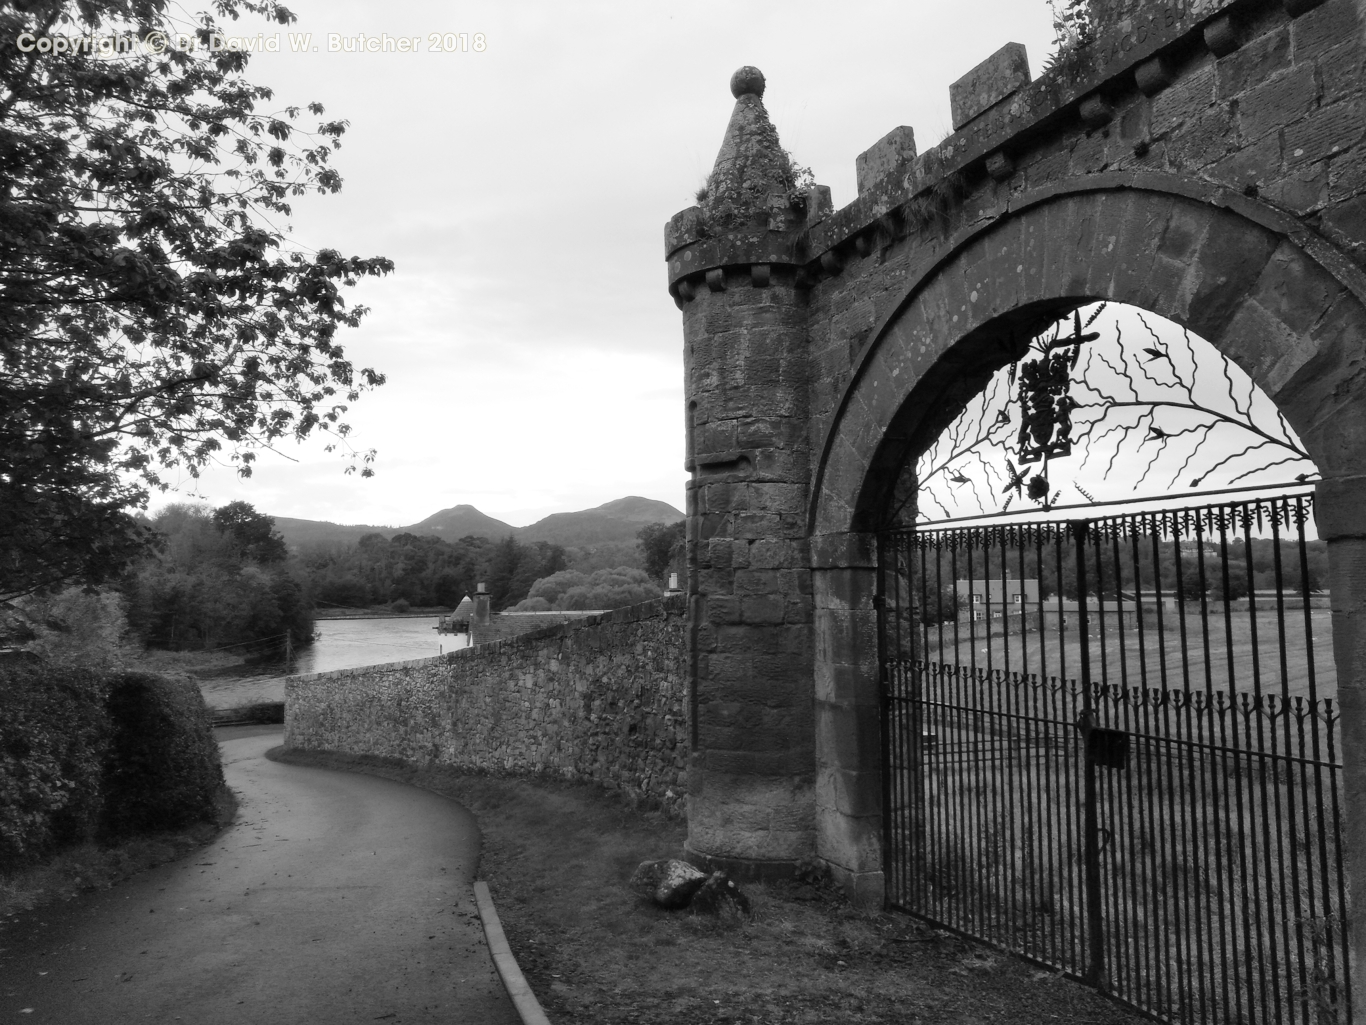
[272, 496, 682, 551]
[403, 505, 517, 540]
[517, 496, 684, 546]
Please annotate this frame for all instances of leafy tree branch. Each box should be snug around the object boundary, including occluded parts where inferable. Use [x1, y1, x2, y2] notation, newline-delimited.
[0, 0, 393, 600]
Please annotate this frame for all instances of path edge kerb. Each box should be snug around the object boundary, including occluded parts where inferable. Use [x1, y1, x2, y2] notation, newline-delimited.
[474, 880, 552, 1025]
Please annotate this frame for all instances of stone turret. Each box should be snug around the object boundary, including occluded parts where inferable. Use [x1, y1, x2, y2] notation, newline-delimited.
[667, 69, 818, 879]
[699, 68, 797, 234]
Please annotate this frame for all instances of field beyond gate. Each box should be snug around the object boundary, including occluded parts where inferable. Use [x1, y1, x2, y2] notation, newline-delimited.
[879, 490, 1350, 1025]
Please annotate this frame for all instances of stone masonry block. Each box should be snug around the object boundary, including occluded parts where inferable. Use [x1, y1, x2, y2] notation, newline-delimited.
[733, 569, 784, 595]
[1330, 598, 1366, 689]
[812, 566, 876, 613]
[1265, 161, 1329, 214]
[1211, 131, 1283, 190]
[1290, 0, 1361, 63]
[1171, 107, 1237, 169]
[1182, 212, 1279, 342]
[1084, 189, 1140, 299]
[1284, 98, 1365, 169]
[1041, 192, 1103, 300]
[814, 607, 879, 669]
[813, 657, 879, 706]
[1216, 25, 1289, 99]
[706, 596, 743, 625]
[751, 449, 808, 484]
[1321, 195, 1366, 258]
[699, 565, 734, 595]
[1316, 39, 1365, 105]
[778, 568, 813, 596]
[748, 482, 807, 513]
[740, 594, 786, 625]
[949, 42, 1030, 130]
[814, 699, 881, 778]
[1105, 192, 1178, 310]
[717, 624, 810, 655]
[1151, 65, 1216, 137]
[1329, 150, 1366, 202]
[816, 765, 883, 819]
[815, 803, 882, 876]
[1317, 481, 1366, 542]
[748, 539, 799, 570]
[1236, 64, 1319, 142]
[855, 126, 917, 196]
[736, 416, 806, 451]
[1248, 238, 1343, 337]
[783, 597, 813, 625]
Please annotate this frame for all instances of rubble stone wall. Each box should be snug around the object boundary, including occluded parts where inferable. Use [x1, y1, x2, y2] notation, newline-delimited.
[469, 610, 605, 646]
[284, 596, 689, 815]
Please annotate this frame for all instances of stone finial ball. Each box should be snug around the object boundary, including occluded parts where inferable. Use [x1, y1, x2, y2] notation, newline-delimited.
[730, 66, 765, 99]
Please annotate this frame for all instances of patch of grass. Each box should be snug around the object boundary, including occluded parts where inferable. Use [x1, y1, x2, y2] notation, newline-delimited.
[273, 746, 1145, 1025]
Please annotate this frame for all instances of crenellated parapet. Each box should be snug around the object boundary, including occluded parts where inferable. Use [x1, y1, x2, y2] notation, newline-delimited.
[666, 0, 1345, 308]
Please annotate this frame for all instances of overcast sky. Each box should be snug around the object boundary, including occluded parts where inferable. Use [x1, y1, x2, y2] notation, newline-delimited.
[157, 2, 1069, 527]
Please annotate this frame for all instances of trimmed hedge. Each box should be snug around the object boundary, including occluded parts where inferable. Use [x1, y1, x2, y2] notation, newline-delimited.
[100, 673, 225, 837]
[0, 663, 227, 873]
[0, 662, 107, 866]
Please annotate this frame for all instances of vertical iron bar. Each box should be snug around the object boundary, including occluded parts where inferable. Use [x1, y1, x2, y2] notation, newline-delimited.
[1212, 506, 1237, 1023]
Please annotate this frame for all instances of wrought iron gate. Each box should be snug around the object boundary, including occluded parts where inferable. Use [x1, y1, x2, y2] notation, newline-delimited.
[879, 488, 1350, 1025]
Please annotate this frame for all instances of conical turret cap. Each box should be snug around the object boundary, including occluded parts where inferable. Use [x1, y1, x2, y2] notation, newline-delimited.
[701, 67, 794, 234]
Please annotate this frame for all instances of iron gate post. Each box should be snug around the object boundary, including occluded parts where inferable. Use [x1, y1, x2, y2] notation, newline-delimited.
[1073, 519, 1107, 991]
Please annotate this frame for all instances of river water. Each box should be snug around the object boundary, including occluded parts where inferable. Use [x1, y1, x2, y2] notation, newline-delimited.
[197, 616, 469, 710]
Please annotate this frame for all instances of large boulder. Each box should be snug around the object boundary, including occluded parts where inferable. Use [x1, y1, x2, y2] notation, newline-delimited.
[690, 871, 751, 916]
[630, 858, 708, 909]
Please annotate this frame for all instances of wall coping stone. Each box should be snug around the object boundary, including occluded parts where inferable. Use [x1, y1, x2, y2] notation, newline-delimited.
[283, 594, 689, 689]
[949, 42, 1031, 131]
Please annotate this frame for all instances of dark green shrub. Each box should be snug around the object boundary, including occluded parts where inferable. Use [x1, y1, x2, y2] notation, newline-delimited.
[0, 662, 108, 870]
[99, 673, 225, 838]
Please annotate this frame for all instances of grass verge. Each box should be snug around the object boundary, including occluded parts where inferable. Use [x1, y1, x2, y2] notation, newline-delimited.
[271, 747, 1146, 1025]
[0, 784, 237, 921]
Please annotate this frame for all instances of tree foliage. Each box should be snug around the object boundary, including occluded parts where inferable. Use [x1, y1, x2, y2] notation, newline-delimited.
[637, 521, 684, 582]
[0, 0, 392, 602]
[121, 501, 311, 650]
[211, 500, 287, 563]
[297, 532, 567, 611]
[512, 567, 661, 612]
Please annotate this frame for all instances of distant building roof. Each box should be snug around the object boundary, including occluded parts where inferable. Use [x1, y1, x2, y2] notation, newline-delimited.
[453, 595, 474, 616]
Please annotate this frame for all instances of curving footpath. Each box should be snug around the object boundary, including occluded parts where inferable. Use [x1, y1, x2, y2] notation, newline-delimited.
[0, 727, 521, 1024]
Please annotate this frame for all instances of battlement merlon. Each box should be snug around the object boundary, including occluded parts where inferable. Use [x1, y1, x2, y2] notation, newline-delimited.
[663, 0, 1321, 301]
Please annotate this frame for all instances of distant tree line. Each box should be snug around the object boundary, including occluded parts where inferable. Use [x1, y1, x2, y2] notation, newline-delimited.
[297, 533, 567, 611]
[911, 536, 1326, 608]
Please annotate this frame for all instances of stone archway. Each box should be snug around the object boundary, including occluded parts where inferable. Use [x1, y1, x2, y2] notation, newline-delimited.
[807, 181, 1366, 989]
[667, 0, 1366, 1006]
